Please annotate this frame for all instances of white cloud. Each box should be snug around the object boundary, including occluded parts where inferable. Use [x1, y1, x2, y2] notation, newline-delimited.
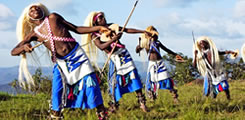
[153, 0, 200, 8]
[38, 0, 71, 9]
[0, 31, 17, 49]
[135, 11, 245, 58]
[234, 0, 245, 18]
[153, 12, 245, 40]
[0, 4, 14, 19]
[0, 4, 16, 31]
[0, 22, 13, 31]
[38, 0, 77, 15]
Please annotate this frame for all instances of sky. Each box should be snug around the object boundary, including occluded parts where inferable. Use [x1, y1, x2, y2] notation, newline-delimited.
[0, 0, 245, 67]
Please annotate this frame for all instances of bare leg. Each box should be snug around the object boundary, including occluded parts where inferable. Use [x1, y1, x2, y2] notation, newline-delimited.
[147, 89, 157, 101]
[48, 110, 63, 120]
[96, 104, 108, 120]
[212, 91, 217, 99]
[170, 89, 179, 103]
[136, 89, 149, 112]
[108, 101, 119, 113]
[225, 89, 231, 100]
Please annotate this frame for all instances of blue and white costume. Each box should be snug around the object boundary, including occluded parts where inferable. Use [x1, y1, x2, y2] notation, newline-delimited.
[52, 43, 103, 111]
[146, 60, 174, 92]
[146, 41, 174, 94]
[202, 49, 229, 96]
[108, 47, 143, 102]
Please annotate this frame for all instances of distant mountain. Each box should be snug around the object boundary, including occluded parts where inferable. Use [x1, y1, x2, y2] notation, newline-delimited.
[0, 61, 148, 93]
[0, 66, 52, 93]
[0, 83, 16, 94]
[0, 66, 52, 86]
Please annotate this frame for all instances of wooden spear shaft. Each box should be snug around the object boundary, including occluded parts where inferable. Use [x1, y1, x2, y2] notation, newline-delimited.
[100, 0, 139, 74]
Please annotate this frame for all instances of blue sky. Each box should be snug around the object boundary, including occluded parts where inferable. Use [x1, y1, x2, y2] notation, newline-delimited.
[0, 0, 244, 67]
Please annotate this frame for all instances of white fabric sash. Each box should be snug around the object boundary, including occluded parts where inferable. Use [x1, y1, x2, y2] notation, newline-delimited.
[206, 70, 227, 85]
[148, 59, 170, 82]
[56, 46, 94, 85]
[110, 48, 136, 75]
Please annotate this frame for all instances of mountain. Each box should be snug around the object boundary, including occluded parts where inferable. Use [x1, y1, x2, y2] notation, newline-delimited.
[0, 66, 52, 86]
[0, 66, 52, 93]
[0, 61, 148, 93]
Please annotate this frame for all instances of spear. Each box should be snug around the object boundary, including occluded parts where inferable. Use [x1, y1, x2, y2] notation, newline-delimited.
[138, 37, 141, 56]
[100, 0, 140, 74]
[192, 30, 195, 43]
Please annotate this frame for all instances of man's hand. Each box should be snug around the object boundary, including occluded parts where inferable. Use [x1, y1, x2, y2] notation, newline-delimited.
[144, 31, 152, 37]
[100, 26, 111, 33]
[136, 45, 142, 53]
[23, 43, 33, 53]
[194, 50, 198, 56]
[111, 32, 122, 41]
[175, 55, 186, 62]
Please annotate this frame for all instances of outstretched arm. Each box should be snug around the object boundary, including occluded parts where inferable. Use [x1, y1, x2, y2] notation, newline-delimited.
[218, 50, 235, 55]
[158, 40, 185, 62]
[122, 27, 145, 34]
[54, 13, 109, 34]
[158, 41, 177, 56]
[11, 32, 37, 56]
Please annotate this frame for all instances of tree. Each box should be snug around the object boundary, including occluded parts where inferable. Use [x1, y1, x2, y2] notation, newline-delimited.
[162, 53, 200, 85]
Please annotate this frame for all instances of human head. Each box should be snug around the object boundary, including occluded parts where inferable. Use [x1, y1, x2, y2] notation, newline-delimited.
[16, 3, 49, 41]
[140, 26, 159, 49]
[93, 12, 106, 26]
[15, 3, 50, 89]
[145, 26, 159, 40]
[193, 36, 221, 77]
[27, 5, 45, 21]
[198, 40, 210, 50]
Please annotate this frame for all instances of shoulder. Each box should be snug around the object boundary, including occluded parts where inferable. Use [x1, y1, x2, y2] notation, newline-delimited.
[107, 23, 113, 26]
[156, 40, 162, 45]
[48, 13, 63, 20]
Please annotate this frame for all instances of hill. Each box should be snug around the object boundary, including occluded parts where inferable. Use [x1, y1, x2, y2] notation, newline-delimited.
[0, 80, 244, 119]
[0, 61, 148, 93]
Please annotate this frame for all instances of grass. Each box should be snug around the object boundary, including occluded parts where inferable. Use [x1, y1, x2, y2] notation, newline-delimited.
[0, 80, 245, 120]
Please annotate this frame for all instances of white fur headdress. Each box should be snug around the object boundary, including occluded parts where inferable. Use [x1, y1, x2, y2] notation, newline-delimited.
[139, 26, 159, 50]
[81, 11, 104, 65]
[242, 43, 245, 63]
[193, 36, 221, 76]
[16, 3, 50, 89]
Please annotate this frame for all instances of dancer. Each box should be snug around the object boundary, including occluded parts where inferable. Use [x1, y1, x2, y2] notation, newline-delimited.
[135, 26, 182, 102]
[11, 3, 109, 119]
[193, 36, 236, 100]
[241, 43, 245, 62]
[82, 11, 149, 112]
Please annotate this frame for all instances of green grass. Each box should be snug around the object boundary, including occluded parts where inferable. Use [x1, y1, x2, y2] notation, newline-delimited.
[0, 80, 245, 120]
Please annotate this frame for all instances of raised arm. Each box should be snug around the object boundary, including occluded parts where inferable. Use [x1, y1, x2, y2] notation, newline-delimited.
[11, 32, 37, 56]
[135, 45, 143, 53]
[193, 50, 198, 68]
[135, 37, 143, 53]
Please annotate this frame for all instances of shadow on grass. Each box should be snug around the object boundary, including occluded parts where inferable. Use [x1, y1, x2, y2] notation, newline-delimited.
[202, 100, 245, 114]
[0, 93, 11, 101]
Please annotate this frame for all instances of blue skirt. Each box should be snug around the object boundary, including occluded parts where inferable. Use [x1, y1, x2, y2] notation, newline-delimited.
[204, 74, 229, 96]
[108, 60, 142, 102]
[52, 64, 103, 111]
[146, 77, 174, 91]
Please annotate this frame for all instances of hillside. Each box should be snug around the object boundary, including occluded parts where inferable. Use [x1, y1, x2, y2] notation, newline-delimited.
[0, 80, 244, 120]
[0, 61, 148, 93]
